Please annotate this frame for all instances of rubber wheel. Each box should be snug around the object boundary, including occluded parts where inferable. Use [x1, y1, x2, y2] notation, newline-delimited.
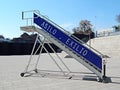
[20, 73, 25, 77]
[97, 77, 103, 82]
[68, 76, 72, 79]
[34, 69, 38, 73]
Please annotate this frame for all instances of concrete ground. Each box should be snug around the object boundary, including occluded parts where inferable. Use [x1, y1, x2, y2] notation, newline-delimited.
[0, 51, 120, 90]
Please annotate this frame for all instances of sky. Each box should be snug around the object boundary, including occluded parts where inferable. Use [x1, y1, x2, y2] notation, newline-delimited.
[0, 0, 120, 39]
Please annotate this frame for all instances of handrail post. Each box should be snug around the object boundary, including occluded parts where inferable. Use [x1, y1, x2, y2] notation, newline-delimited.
[22, 12, 24, 20]
[103, 60, 106, 78]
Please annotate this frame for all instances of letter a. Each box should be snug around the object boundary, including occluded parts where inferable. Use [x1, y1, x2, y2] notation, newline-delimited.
[41, 22, 45, 28]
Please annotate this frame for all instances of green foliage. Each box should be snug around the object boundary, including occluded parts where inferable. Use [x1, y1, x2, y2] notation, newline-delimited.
[72, 20, 93, 33]
[118, 25, 120, 31]
[113, 25, 120, 32]
[116, 14, 120, 23]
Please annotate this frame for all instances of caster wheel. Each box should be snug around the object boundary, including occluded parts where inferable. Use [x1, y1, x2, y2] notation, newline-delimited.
[97, 77, 103, 82]
[34, 69, 38, 73]
[20, 73, 25, 77]
[68, 76, 72, 79]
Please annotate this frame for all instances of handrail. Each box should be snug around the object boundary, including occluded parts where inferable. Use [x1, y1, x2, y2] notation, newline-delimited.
[22, 10, 105, 58]
[34, 11, 104, 57]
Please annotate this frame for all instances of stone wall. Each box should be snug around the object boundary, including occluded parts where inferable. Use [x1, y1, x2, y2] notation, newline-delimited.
[89, 35, 120, 57]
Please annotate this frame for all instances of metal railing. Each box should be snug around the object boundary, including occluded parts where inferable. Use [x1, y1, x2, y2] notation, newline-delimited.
[22, 10, 105, 58]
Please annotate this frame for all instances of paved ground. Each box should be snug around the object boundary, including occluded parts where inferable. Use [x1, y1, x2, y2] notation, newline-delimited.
[0, 52, 120, 90]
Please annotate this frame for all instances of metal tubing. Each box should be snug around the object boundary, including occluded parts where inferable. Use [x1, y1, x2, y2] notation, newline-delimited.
[103, 60, 106, 78]
[47, 41, 71, 73]
[22, 10, 104, 57]
[24, 34, 39, 72]
[22, 12, 24, 20]
[39, 41, 66, 76]
[34, 37, 45, 69]
[100, 59, 106, 82]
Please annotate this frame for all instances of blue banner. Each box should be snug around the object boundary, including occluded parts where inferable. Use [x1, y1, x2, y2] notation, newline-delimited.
[34, 13, 102, 70]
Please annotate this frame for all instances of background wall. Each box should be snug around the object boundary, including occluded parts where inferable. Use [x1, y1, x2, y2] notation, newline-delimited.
[89, 35, 120, 57]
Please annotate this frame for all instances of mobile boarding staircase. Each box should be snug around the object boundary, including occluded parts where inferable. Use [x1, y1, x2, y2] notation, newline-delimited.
[20, 10, 109, 82]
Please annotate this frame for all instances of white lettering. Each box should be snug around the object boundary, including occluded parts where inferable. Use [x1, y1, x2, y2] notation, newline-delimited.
[65, 38, 88, 56]
[45, 23, 48, 29]
[66, 38, 71, 45]
[82, 50, 88, 56]
[52, 29, 57, 35]
[79, 47, 84, 54]
[69, 41, 74, 47]
[47, 25, 51, 31]
[49, 27, 53, 32]
[41, 22, 45, 28]
[41, 22, 57, 35]
[49, 25, 52, 32]
[73, 43, 78, 49]
[76, 45, 79, 52]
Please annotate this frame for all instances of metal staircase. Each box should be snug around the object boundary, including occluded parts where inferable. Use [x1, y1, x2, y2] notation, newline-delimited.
[20, 10, 107, 82]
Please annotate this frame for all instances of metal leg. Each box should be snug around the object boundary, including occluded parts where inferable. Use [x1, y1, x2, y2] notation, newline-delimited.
[47, 41, 71, 75]
[38, 40, 66, 76]
[34, 38, 45, 71]
[24, 34, 39, 73]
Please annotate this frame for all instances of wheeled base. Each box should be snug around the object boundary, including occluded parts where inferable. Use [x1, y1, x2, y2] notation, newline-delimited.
[97, 76, 111, 83]
[20, 72, 111, 83]
[20, 69, 38, 77]
[20, 73, 25, 77]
